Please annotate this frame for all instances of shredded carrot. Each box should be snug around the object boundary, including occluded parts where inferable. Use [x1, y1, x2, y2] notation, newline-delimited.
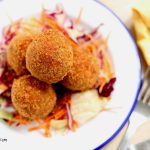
[82, 38, 101, 55]
[99, 77, 107, 93]
[103, 58, 111, 78]
[7, 114, 31, 125]
[7, 120, 14, 126]
[72, 120, 78, 131]
[19, 119, 31, 125]
[28, 119, 51, 137]
[41, 9, 79, 49]
[8, 118, 31, 125]
[75, 8, 83, 25]
[67, 100, 72, 106]
[41, 10, 66, 34]
[35, 119, 46, 129]
[28, 126, 41, 132]
[101, 106, 121, 112]
[44, 122, 51, 137]
[22, 27, 35, 33]
[82, 36, 114, 81]
[83, 38, 113, 82]
[35, 118, 41, 123]
[44, 96, 70, 127]
[105, 60, 113, 79]
[14, 115, 21, 120]
[44, 115, 54, 123]
[54, 107, 66, 120]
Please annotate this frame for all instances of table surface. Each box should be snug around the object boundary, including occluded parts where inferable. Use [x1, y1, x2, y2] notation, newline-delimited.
[99, 0, 137, 27]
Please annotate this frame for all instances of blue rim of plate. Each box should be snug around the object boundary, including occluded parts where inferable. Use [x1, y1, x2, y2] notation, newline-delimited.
[93, 0, 142, 149]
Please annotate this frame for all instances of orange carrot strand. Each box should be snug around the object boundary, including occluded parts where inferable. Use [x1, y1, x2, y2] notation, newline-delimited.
[44, 115, 54, 123]
[75, 8, 83, 25]
[54, 108, 66, 120]
[44, 122, 51, 137]
[28, 126, 41, 132]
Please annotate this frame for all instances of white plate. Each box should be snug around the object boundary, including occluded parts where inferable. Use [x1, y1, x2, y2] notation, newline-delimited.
[0, 0, 141, 149]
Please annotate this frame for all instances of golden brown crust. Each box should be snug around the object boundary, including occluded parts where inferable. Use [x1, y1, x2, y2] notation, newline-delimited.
[11, 75, 57, 119]
[7, 34, 34, 75]
[61, 48, 100, 91]
[26, 29, 73, 84]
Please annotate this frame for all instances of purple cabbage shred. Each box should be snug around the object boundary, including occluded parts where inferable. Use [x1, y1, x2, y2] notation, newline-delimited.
[100, 77, 116, 97]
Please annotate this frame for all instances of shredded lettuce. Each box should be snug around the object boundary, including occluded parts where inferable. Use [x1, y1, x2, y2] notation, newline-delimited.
[0, 109, 13, 120]
[51, 119, 67, 129]
[0, 97, 4, 105]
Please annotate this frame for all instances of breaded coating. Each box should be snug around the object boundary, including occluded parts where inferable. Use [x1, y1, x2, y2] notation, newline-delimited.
[11, 75, 57, 119]
[26, 29, 73, 84]
[7, 34, 33, 75]
[61, 48, 100, 91]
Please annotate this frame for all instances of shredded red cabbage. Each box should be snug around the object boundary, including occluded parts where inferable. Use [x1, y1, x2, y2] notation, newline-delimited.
[67, 18, 74, 29]
[76, 34, 91, 43]
[89, 23, 104, 37]
[4, 99, 12, 107]
[41, 24, 51, 32]
[4, 32, 16, 45]
[48, 10, 64, 19]
[0, 66, 16, 88]
[98, 50, 104, 69]
[45, 4, 64, 20]
[100, 77, 116, 97]
[66, 103, 72, 129]
[16, 123, 20, 127]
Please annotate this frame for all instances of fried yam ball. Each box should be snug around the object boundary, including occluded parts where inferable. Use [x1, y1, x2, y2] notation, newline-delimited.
[11, 75, 57, 119]
[26, 29, 73, 84]
[61, 48, 100, 91]
[7, 33, 33, 75]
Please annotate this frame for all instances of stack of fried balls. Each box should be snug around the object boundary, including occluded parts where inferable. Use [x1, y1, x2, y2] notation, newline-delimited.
[7, 29, 100, 119]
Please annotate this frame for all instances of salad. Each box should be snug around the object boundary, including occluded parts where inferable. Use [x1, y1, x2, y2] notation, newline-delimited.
[0, 4, 116, 137]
